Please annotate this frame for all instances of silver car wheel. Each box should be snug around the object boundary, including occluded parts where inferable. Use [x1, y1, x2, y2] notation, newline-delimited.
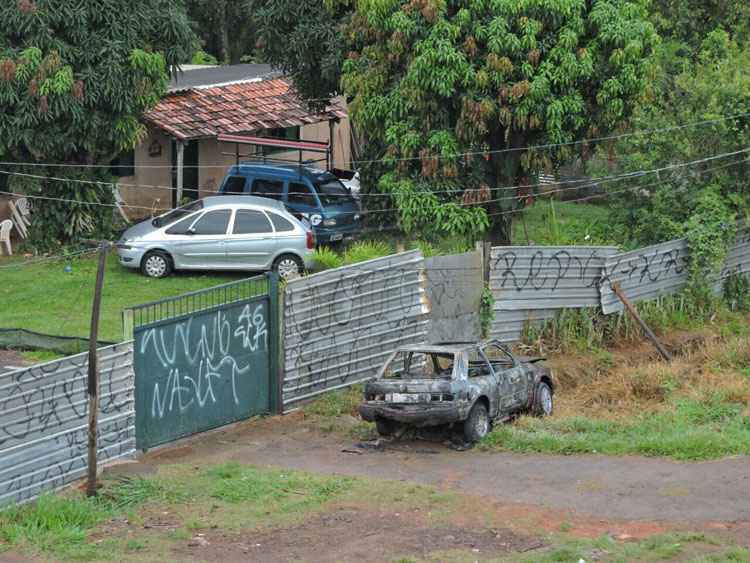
[145, 255, 167, 278]
[277, 257, 300, 280]
[540, 385, 553, 415]
[474, 407, 489, 438]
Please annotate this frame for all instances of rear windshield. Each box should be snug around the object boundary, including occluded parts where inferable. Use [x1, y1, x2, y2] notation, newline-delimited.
[383, 351, 455, 379]
[152, 200, 203, 228]
[314, 178, 354, 206]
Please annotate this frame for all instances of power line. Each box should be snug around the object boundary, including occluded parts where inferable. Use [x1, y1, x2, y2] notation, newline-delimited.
[3, 157, 745, 272]
[3, 146, 748, 216]
[1, 148, 746, 233]
[0, 110, 748, 170]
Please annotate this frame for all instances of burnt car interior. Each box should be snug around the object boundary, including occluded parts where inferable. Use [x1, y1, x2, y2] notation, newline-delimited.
[384, 352, 454, 379]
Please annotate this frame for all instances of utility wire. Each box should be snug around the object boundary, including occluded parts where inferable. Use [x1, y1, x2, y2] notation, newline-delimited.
[2, 146, 748, 216]
[3, 156, 745, 273]
[0, 110, 747, 170]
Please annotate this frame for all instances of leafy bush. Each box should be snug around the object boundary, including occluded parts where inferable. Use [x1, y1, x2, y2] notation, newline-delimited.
[312, 246, 344, 271]
[342, 240, 392, 265]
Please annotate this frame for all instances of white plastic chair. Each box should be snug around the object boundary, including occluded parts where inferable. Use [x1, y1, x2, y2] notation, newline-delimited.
[15, 197, 31, 222]
[8, 200, 27, 239]
[0, 219, 13, 256]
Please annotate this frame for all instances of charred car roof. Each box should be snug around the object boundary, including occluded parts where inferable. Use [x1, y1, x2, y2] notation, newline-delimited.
[396, 341, 495, 354]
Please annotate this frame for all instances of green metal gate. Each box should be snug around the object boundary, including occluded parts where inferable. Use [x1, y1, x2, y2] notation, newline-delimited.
[129, 275, 279, 450]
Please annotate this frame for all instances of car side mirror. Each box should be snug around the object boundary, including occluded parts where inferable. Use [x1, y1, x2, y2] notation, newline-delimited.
[186, 227, 196, 236]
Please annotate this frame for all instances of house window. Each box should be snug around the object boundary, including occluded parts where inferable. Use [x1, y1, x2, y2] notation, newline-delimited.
[258, 126, 301, 156]
[110, 150, 135, 177]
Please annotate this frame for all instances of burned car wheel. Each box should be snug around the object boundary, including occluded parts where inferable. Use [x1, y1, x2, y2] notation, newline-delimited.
[376, 418, 399, 437]
[463, 402, 490, 443]
[533, 382, 554, 417]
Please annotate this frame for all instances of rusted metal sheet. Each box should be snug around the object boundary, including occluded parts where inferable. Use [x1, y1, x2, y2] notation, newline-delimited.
[600, 238, 691, 315]
[488, 246, 617, 342]
[282, 251, 430, 409]
[0, 342, 135, 506]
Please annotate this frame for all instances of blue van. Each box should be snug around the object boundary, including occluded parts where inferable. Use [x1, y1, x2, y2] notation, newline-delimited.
[218, 164, 362, 243]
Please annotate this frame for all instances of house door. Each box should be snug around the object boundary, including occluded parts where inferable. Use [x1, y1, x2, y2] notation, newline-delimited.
[171, 140, 200, 207]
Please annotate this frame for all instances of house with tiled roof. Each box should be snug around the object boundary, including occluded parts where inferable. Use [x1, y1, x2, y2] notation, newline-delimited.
[115, 64, 351, 217]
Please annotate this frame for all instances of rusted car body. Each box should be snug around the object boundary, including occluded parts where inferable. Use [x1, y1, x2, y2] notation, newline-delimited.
[358, 340, 554, 442]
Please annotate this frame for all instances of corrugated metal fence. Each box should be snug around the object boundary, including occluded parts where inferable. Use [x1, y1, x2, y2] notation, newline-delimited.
[424, 250, 483, 343]
[601, 228, 750, 314]
[489, 246, 618, 342]
[0, 342, 135, 506]
[490, 229, 750, 339]
[282, 251, 430, 409]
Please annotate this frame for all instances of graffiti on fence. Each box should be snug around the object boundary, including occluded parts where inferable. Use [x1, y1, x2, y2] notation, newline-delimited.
[282, 252, 429, 407]
[424, 251, 483, 343]
[492, 248, 610, 292]
[0, 343, 135, 505]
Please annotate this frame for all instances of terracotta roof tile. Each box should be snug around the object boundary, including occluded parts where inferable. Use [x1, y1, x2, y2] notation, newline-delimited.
[144, 78, 344, 140]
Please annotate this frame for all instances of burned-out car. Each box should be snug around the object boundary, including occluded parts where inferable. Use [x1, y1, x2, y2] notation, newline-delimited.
[358, 341, 554, 442]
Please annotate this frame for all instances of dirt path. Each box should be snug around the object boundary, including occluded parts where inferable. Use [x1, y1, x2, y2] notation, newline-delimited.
[143, 413, 750, 525]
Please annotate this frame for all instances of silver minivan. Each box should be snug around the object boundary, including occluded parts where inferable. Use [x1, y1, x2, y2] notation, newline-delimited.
[116, 196, 315, 279]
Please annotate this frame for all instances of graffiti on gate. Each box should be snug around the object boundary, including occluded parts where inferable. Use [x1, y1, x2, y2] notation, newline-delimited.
[135, 298, 271, 449]
[493, 248, 606, 291]
[139, 303, 267, 419]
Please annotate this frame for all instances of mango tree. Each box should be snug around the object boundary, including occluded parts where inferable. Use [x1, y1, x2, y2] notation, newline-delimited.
[0, 0, 196, 248]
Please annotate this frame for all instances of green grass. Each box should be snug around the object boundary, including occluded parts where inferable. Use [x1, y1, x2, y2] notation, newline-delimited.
[20, 349, 66, 364]
[304, 384, 362, 418]
[509, 532, 746, 563]
[0, 462, 354, 561]
[512, 200, 620, 246]
[0, 253, 245, 341]
[482, 394, 750, 461]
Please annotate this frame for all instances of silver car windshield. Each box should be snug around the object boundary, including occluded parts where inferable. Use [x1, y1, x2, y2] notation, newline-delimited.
[383, 351, 455, 379]
[152, 200, 204, 228]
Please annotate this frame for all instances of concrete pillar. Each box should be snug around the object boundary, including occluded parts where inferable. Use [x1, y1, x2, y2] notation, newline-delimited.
[175, 140, 185, 207]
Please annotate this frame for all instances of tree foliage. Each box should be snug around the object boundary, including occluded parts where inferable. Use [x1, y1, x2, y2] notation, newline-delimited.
[0, 0, 196, 248]
[609, 30, 750, 290]
[250, 0, 351, 105]
[339, 0, 658, 242]
[650, 0, 750, 49]
[185, 0, 258, 64]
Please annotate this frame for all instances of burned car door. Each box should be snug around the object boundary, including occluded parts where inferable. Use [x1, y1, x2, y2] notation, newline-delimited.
[466, 349, 500, 417]
[483, 343, 527, 411]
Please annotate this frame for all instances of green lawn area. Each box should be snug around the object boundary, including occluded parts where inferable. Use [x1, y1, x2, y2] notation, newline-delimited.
[512, 200, 621, 246]
[0, 253, 246, 342]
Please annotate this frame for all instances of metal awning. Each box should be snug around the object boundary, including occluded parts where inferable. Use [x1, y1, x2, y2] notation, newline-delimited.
[217, 133, 332, 169]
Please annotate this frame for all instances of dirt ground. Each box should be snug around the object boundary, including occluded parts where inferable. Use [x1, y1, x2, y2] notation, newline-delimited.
[143, 412, 750, 528]
[0, 350, 26, 373]
[172, 506, 544, 563]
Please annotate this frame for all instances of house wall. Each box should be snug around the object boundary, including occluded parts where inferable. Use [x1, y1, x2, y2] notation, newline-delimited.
[124, 114, 352, 213]
[116, 128, 173, 220]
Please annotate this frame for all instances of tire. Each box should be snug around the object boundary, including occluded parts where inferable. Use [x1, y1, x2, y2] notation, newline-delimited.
[533, 382, 554, 417]
[273, 254, 304, 280]
[376, 418, 398, 437]
[141, 251, 173, 279]
[463, 402, 491, 443]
